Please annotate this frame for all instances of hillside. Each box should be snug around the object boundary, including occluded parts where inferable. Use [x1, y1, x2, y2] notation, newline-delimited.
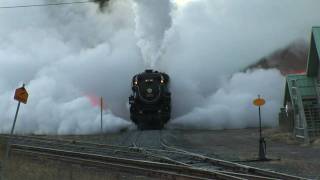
[247, 41, 308, 75]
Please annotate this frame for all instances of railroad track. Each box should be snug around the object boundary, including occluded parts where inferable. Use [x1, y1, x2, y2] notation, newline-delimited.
[157, 140, 307, 180]
[10, 144, 242, 180]
[1, 134, 176, 164]
[126, 131, 309, 180]
[0, 133, 310, 180]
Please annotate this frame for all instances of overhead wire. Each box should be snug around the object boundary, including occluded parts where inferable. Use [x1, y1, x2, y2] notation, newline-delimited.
[0, 1, 93, 9]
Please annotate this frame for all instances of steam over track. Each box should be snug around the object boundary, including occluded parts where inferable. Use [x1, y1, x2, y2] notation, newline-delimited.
[1, 132, 308, 180]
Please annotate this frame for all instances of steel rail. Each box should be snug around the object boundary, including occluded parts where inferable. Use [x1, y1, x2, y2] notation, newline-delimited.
[160, 141, 308, 180]
[139, 147, 279, 179]
[5, 136, 186, 165]
[129, 131, 193, 166]
[1, 134, 202, 166]
[128, 131, 277, 179]
[11, 148, 207, 180]
[1, 134, 310, 179]
[10, 144, 244, 180]
[0, 134, 128, 149]
[16, 134, 279, 179]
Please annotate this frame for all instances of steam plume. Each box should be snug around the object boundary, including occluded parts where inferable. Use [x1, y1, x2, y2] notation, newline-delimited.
[0, 0, 320, 134]
[133, 0, 172, 67]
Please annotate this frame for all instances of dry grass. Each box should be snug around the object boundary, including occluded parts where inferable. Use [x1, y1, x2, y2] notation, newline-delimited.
[263, 128, 298, 145]
[0, 136, 8, 159]
[0, 135, 153, 180]
[313, 138, 320, 148]
[3, 151, 152, 180]
[264, 129, 320, 149]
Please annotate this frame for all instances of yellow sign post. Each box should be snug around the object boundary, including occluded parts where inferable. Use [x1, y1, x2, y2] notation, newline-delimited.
[2, 84, 29, 179]
[11, 84, 28, 135]
[253, 95, 268, 160]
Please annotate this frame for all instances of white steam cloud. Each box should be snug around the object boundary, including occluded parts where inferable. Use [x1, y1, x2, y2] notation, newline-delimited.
[169, 69, 284, 129]
[0, 0, 137, 134]
[0, 0, 320, 134]
[133, 0, 172, 67]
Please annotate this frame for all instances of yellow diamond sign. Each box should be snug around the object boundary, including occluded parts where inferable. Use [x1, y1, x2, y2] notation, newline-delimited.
[14, 86, 28, 104]
[253, 98, 265, 107]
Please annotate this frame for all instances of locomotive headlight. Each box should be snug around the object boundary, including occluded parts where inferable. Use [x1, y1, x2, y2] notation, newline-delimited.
[160, 79, 164, 84]
[134, 81, 138, 85]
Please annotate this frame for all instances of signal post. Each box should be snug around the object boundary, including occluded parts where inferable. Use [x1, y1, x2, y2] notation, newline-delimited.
[253, 95, 268, 161]
[1, 84, 29, 180]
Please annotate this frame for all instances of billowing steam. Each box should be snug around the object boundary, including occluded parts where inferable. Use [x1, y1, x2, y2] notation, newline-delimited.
[169, 69, 284, 129]
[0, 0, 320, 134]
[133, 0, 172, 67]
[0, 0, 137, 134]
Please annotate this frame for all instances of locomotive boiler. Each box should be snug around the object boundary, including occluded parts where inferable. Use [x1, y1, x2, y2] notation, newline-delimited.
[129, 69, 171, 130]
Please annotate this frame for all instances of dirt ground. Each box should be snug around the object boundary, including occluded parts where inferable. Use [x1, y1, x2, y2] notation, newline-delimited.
[162, 128, 320, 179]
[1, 128, 319, 179]
[53, 128, 320, 179]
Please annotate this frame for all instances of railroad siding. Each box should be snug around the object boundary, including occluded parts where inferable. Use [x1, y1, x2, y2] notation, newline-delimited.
[5, 150, 153, 180]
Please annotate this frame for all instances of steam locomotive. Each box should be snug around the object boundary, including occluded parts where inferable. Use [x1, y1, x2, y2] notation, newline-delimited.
[129, 69, 171, 130]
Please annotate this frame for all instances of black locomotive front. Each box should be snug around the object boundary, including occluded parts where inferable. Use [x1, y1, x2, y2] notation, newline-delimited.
[129, 69, 171, 130]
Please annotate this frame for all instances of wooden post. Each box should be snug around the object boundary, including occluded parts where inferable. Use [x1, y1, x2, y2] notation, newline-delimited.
[100, 97, 103, 135]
